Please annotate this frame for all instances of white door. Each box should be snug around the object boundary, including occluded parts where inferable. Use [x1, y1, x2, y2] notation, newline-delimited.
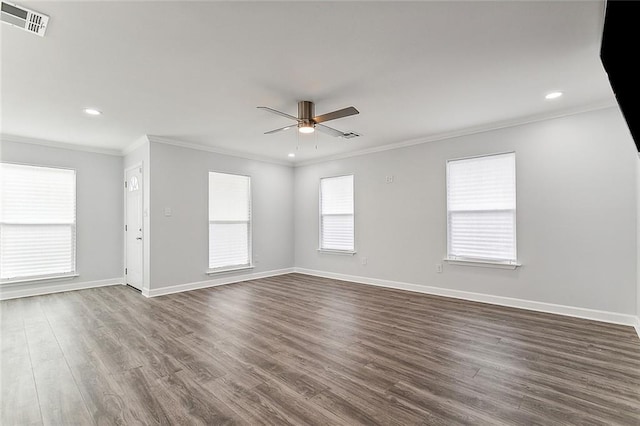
[125, 166, 143, 290]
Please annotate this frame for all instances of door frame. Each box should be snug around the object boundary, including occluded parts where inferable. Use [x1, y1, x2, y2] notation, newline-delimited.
[123, 162, 144, 291]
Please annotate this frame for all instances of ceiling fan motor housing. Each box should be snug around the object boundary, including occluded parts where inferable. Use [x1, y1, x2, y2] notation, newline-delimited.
[298, 101, 315, 127]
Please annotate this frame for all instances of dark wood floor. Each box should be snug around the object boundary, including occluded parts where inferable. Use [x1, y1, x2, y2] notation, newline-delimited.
[2, 273, 640, 425]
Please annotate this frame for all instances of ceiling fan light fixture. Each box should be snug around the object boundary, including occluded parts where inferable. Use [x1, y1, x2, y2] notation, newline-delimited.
[298, 123, 315, 134]
[258, 101, 358, 137]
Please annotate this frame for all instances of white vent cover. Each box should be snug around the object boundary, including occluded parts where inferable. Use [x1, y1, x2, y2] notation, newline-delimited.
[341, 132, 361, 139]
[1, 1, 48, 37]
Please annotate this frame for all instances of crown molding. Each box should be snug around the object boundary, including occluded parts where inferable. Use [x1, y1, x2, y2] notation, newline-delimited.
[294, 100, 618, 167]
[146, 135, 292, 167]
[122, 135, 150, 156]
[0, 134, 123, 156]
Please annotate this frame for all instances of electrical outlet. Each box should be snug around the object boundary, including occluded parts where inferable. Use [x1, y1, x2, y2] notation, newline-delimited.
[435, 263, 443, 273]
[361, 257, 368, 265]
[385, 175, 394, 184]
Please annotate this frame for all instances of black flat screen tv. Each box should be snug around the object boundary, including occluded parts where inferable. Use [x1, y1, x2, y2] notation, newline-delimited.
[601, 1, 640, 151]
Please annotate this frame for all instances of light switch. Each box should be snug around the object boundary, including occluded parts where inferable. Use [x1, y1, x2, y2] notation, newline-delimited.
[164, 207, 172, 217]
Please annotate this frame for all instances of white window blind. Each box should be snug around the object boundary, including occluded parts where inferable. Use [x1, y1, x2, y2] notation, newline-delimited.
[1, 163, 77, 281]
[447, 153, 516, 263]
[320, 175, 354, 251]
[208, 172, 251, 270]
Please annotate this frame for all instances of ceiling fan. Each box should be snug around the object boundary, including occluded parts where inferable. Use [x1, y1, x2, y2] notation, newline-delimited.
[257, 101, 360, 139]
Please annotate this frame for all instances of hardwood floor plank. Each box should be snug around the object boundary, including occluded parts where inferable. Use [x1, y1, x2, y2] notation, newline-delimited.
[199, 375, 298, 425]
[31, 357, 94, 426]
[0, 372, 43, 426]
[517, 395, 609, 426]
[1, 274, 639, 424]
[110, 366, 174, 425]
[0, 298, 25, 333]
[310, 387, 388, 426]
[23, 321, 65, 365]
[474, 365, 640, 424]
[385, 380, 513, 425]
[0, 327, 42, 425]
[66, 356, 132, 425]
[301, 361, 430, 425]
[251, 378, 348, 425]
[152, 370, 238, 425]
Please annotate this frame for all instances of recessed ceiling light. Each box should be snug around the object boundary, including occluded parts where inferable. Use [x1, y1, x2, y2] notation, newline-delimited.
[545, 92, 563, 100]
[288, 153, 295, 158]
[84, 108, 102, 115]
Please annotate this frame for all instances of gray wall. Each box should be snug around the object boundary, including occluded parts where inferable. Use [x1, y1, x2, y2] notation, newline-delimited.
[2, 108, 638, 318]
[0, 140, 123, 291]
[149, 142, 294, 289]
[295, 107, 638, 315]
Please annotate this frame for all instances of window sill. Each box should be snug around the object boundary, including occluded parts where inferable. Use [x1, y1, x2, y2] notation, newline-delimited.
[317, 249, 357, 256]
[444, 258, 521, 270]
[206, 265, 255, 275]
[1, 273, 79, 285]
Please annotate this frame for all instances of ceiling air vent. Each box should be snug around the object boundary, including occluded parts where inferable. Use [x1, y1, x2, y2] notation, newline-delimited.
[341, 132, 361, 139]
[1, 1, 48, 37]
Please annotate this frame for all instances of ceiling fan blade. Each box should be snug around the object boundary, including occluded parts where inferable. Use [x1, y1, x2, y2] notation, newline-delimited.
[264, 125, 295, 135]
[257, 106, 299, 121]
[313, 106, 359, 124]
[316, 123, 347, 138]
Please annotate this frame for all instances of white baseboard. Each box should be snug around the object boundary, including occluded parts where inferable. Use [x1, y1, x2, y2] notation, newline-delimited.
[145, 267, 296, 297]
[293, 268, 640, 330]
[0, 278, 122, 300]
[634, 317, 640, 340]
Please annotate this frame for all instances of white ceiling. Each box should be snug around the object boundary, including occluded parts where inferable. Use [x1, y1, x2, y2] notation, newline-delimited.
[1, 1, 614, 163]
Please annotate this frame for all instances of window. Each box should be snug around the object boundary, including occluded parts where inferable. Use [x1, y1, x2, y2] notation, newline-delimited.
[320, 174, 355, 252]
[446, 152, 517, 264]
[1, 163, 77, 281]
[208, 172, 251, 271]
